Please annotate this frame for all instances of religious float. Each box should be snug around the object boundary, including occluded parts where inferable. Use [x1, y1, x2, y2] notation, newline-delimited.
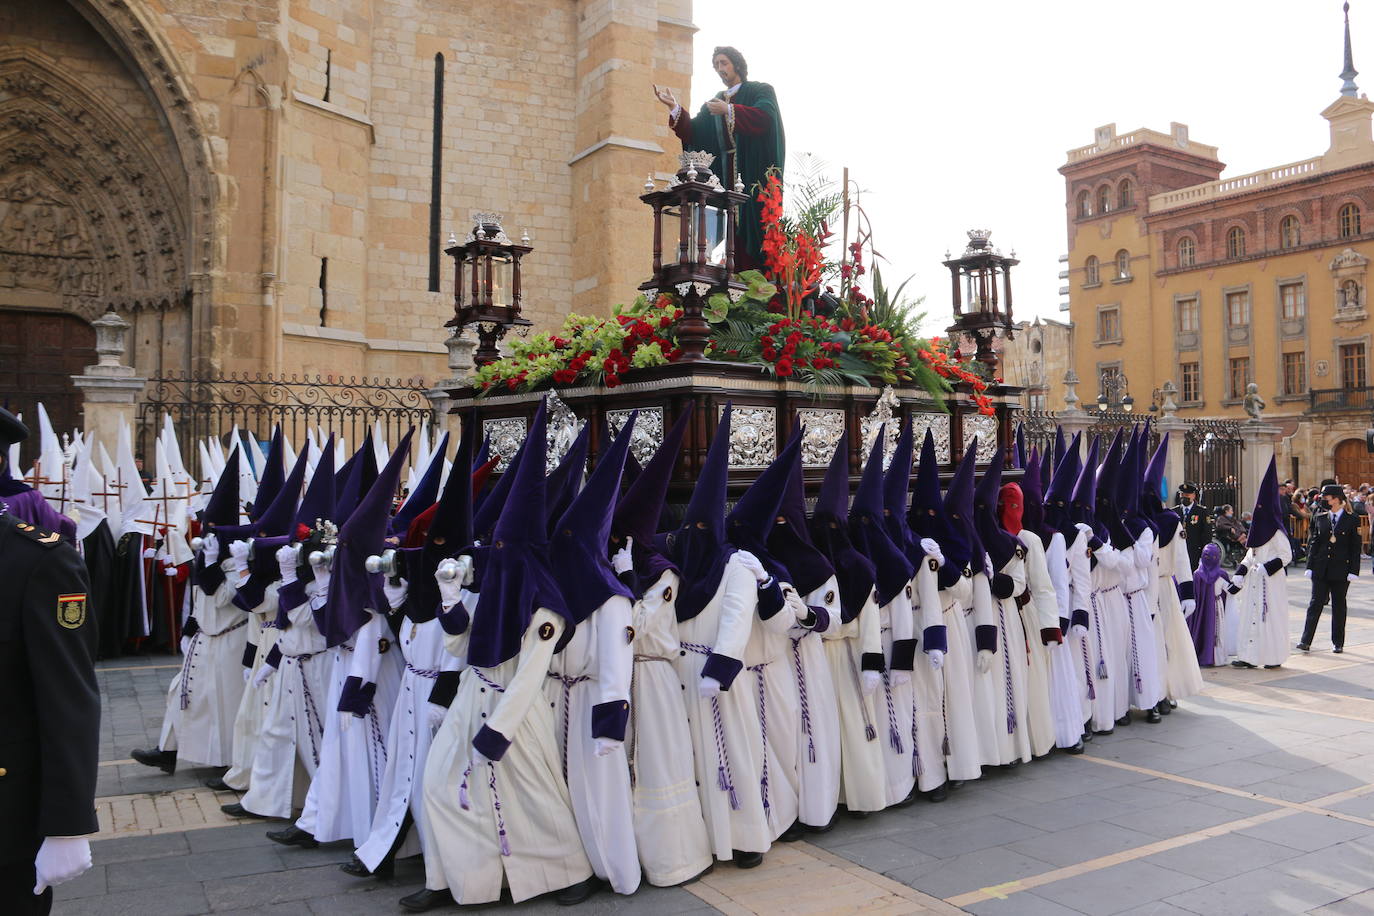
[441, 152, 1025, 498]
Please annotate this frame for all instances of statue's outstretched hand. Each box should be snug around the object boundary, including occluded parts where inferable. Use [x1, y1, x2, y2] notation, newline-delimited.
[654, 85, 678, 109]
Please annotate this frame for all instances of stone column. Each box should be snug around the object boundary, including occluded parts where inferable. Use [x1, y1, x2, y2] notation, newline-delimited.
[1056, 369, 1094, 456]
[1239, 420, 1283, 511]
[1153, 381, 1188, 496]
[425, 330, 477, 438]
[71, 309, 146, 452]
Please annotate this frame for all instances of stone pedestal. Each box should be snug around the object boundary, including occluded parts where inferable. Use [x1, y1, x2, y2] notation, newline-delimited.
[72, 309, 145, 453]
[1239, 421, 1283, 511]
[1154, 415, 1189, 497]
[426, 330, 478, 437]
[1056, 408, 1095, 457]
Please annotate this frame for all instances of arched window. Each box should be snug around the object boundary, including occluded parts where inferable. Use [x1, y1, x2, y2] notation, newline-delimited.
[1226, 225, 1246, 259]
[1118, 179, 1133, 209]
[1340, 203, 1362, 238]
[1177, 236, 1196, 267]
[1115, 249, 1131, 279]
[1097, 185, 1112, 214]
[1279, 215, 1300, 249]
[1085, 255, 1100, 285]
[1077, 190, 1091, 218]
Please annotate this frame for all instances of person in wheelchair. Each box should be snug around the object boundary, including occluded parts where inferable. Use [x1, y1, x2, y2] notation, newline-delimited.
[1213, 504, 1247, 567]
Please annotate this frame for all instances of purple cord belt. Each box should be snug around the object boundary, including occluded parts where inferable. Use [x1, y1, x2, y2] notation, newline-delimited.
[681, 642, 739, 810]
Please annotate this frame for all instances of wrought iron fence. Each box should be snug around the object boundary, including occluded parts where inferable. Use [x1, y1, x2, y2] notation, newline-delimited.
[1183, 419, 1243, 510]
[1016, 408, 1058, 462]
[136, 373, 435, 480]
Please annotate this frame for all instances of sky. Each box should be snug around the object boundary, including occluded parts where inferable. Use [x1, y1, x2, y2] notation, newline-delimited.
[686, 0, 1363, 333]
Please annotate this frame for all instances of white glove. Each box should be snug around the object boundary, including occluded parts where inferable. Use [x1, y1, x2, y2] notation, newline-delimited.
[471, 747, 491, 768]
[1071, 624, 1088, 639]
[861, 670, 881, 696]
[383, 577, 409, 610]
[782, 586, 810, 621]
[202, 533, 220, 565]
[426, 703, 447, 731]
[735, 551, 771, 585]
[698, 675, 722, 699]
[891, 670, 912, 687]
[339, 711, 355, 734]
[1348, 573, 1359, 582]
[242, 665, 252, 684]
[1074, 522, 1095, 538]
[226, 539, 250, 576]
[594, 737, 623, 758]
[437, 567, 466, 610]
[311, 568, 332, 597]
[927, 649, 945, 671]
[252, 664, 274, 689]
[1180, 599, 1196, 616]
[919, 538, 945, 568]
[179, 635, 192, 656]
[164, 565, 178, 578]
[1305, 569, 1314, 579]
[277, 543, 301, 585]
[142, 547, 156, 560]
[976, 649, 994, 674]
[33, 836, 92, 894]
[611, 537, 634, 574]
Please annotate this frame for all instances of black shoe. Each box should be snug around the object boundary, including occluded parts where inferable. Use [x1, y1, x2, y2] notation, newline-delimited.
[894, 786, 921, 808]
[846, 808, 871, 819]
[1064, 740, 1086, 755]
[1146, 709, 1163, 723]
[778, 820, 805, 842]
[266, 825, 318, 849]
[556, 875, 604, 906]
[1156, 700, 1172, 716]
[732, 850, 764, 869]
[926, 783, 950, 803]
[399, 888, 453, 912]
[203, 776, 232, 791]
[340, 855, 371, 878]
[130, 747, 177, 774]
[1334, 647, 1344, 654]
[1263, 664, 1282, 669]
[1169, 699, 1178, 709]
[802, 816, 835, 834]
[1297, 643, 1311, 652]
[950, 780, 965, 789]
[1006, 757, 1023, 769]
[1231, 661, 1257, 669]
[1082, 729, 1094, 743]
[1094, 728, 1114, 736]
[1115, 714, 1131, 727]
[219, 802, 267, 819]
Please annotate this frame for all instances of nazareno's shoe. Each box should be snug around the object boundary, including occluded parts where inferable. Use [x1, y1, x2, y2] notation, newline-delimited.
[1231, 660, 1257, 669]
[1146, 708, 1163, 724]
[732, 849, 764, 869]
[1263, 664, 1282, 669]
[778, 820, 805, 841]
[1156, 700, 1172, 716]
[1094, 728, 1114, 736]
[203, 776, 232, 791]
[1296, 643, 1311, 652]
[1064, 740, 1085, 755]
[1115, 714, 1131, 727]
[219, 802, 268, 819]
[1334, 647, 1345, 654]
[399, 888, 454, 912]
[265, 825, 318, 848]
[556, 875, 605, 906]
[130, 747, 177, 774]
[926, 782, 950, 802]
[802, 816, 835, 834]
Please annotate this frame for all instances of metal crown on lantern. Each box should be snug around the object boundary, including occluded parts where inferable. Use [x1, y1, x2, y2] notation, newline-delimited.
[445, 212, 533, 366]
[943, 229, 1018, 371]
[639, 151, 750, 361]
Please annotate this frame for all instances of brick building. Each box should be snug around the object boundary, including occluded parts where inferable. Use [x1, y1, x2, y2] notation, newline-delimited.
[0, 0, 695, 437]
[1059, 13, 1374, 485]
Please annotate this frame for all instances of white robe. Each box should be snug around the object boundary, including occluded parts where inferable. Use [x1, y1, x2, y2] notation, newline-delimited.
[822, 587, 887, 813]
[984, 553, 1032, 766]
[423, 609, 591, 903]
[157, 577, 249, 766]
[788, 577, 842, 827]
[626, 571, 713, 886]
[546, 594, 640, 895]
[1121, 531, 1165, 711]
[1064, 528, 1096, 728]
[1018, 531, 1082, 752]
[1084, 533, 1127, 731]
[742, 578, 803, 839]
[1155, 533, 1205, 697]
[223, 590, 282, 791]
[876, 587, 917, 805]
[1233, 534, 1292, 668]
[934, 571, 984, 782]
[907, 559, 948, 793]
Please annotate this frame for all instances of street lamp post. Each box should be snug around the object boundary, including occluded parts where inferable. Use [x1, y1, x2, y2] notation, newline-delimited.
[1097, 369, 1134, 412]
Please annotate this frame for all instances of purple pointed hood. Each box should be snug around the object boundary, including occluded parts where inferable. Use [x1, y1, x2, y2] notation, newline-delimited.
[1141, 432, 1180, 545]
[390, 432, 450, 536]
[472, 433, 491, 471]
[882, 418, 921, 561]
[1096, 429, 1132, 549]
[808, 430, 877, 622]
[727, 427, 802, 583]
[202, 449, 241, 529]
[317, 429, 413, 646]
[1046, 432, 1082, 530]
[295, 435, 337, 530]
[250, 427, 285, 522]
[405, 414, 478, 623]
[767, 438, 835, 596]
[612, 404, 691, 598]
[1072, 436, 1101, 535]
[1021, 447, 1050, 539]
[974, 457, 1020, 569]
[551, 412, 636, 623]
[1013, 423, 1027, 469]
[910, 428, 971, 581]
[467, 399, 572, 668]
[850, 426, 914, 606]
[546, 421, 591, 532]
[334, 434, 378, 525]
[228, 445, 310, 611]
[663, 404, 736, 622]
[1246, 457, 1285, 549]
[945, 439, 986, 566]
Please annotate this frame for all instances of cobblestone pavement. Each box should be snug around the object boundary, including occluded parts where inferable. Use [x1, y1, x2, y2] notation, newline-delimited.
[54, 582, 1374, 915]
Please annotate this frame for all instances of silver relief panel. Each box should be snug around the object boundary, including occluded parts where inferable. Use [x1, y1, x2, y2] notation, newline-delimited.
[719, 404, 776, 469]
[860, 385, 901, 469]
[607, 406, 664, 467]
[483, 417, 527, 472]
[910, 413, 951, 464]
[544, 391, 583, 474]
[963, 413, 999, 463]
[796, 408, 845, 468]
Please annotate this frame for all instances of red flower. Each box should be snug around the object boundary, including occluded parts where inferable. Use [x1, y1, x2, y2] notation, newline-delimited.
[762, 347, 778, 361]
[775, 358, 793, 377]
[604, 374, 621, 388]
[506, 377, 520, 391]
[659, 315, 672, 329]
[603, 357, 617, 372]
[553, 369, 577, 384]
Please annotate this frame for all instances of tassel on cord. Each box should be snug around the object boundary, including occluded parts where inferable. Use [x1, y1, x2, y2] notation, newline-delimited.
[458, 763, 472, 811]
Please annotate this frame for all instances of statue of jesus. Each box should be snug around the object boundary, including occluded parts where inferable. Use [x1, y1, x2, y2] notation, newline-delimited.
[655, 46, 785, 272]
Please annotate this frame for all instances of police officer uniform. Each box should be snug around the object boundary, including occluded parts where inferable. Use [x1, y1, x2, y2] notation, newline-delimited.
[1174, 484, 1212, 571]
[1299, 484, 1363, 652]
[0, 412, 101, 915]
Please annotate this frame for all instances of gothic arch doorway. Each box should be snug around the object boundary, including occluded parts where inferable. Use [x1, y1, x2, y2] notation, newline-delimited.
[1334, 438, 1374, 486]
[0, 308, 95, 466]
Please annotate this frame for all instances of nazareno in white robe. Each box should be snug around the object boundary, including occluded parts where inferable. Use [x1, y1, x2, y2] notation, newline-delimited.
[1019, 531, 1084, 751]
[788, 576, 842, 827]
[157, 575, 249, 766]
[626, 570, 712, 886]
[822, 586, 886, 814]
[984, 553, 1032, 766]
[1063, 527, 1096, 730]
[741, 575, 803, 840]
[1232, 533, 1292, 668]
[1083, 531, 1127, 730]
[422, 608, 591, 903]
[907, 557, 949, 793]
[1120, 530, 1165, 711]
[1154, 532, 1205, 697]
[933, 569, 984, 783]
[674, 553, 773, 859]
[875, 585, 917, 806]
[545, 593, 640, 895]
[223, 583, 282, 792]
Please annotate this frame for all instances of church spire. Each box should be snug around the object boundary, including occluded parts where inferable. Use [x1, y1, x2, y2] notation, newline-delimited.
[1342, 2, 1360, 97]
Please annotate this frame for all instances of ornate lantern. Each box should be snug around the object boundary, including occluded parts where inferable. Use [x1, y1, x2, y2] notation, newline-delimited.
[639, 151, 750, 361]
[445, 212, 532, 366]
[943, 229, 1018, 371]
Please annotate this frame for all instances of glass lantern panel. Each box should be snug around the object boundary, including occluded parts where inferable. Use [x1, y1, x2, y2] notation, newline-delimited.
[490, 255, 514, 309]
[661, 206, 681, 266]
[705, 204, 727, 266]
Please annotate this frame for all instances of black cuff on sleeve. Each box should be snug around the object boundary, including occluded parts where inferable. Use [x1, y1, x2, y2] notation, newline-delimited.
[428, 671, 460, 708]
[1040, 627, 1064, 646]
[975, 624, 999, 653]
[937, 566, 962, 590]
[265, 644, 282, 669]
[890, 638, 917, 671]
[1177, 580, 1195, 602]
[181, 617, 200, 640]
[1071, 609, 1089, 630]
[591, 700, 630, 741]
[757, 579, 785, 620]
[473, 725, 511, 761]
[1088, 537, 1104, 552]
[276, 579, 309, 613]
[922, 625, 948, 654]
[438, 603, 470, 635]
[337, 675, 376, 716]
[702, 653, 743, 689]
[241, 641, 257, 669]
[807, 605, 831, 633]
[1263, 557, 1285, 576]
[860, 651, 886, 672]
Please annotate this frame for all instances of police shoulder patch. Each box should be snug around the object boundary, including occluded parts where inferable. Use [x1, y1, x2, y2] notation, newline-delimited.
[538, 621, 556, 641]
[13, 520, 62, 548]
[58, 593, 87, 629]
